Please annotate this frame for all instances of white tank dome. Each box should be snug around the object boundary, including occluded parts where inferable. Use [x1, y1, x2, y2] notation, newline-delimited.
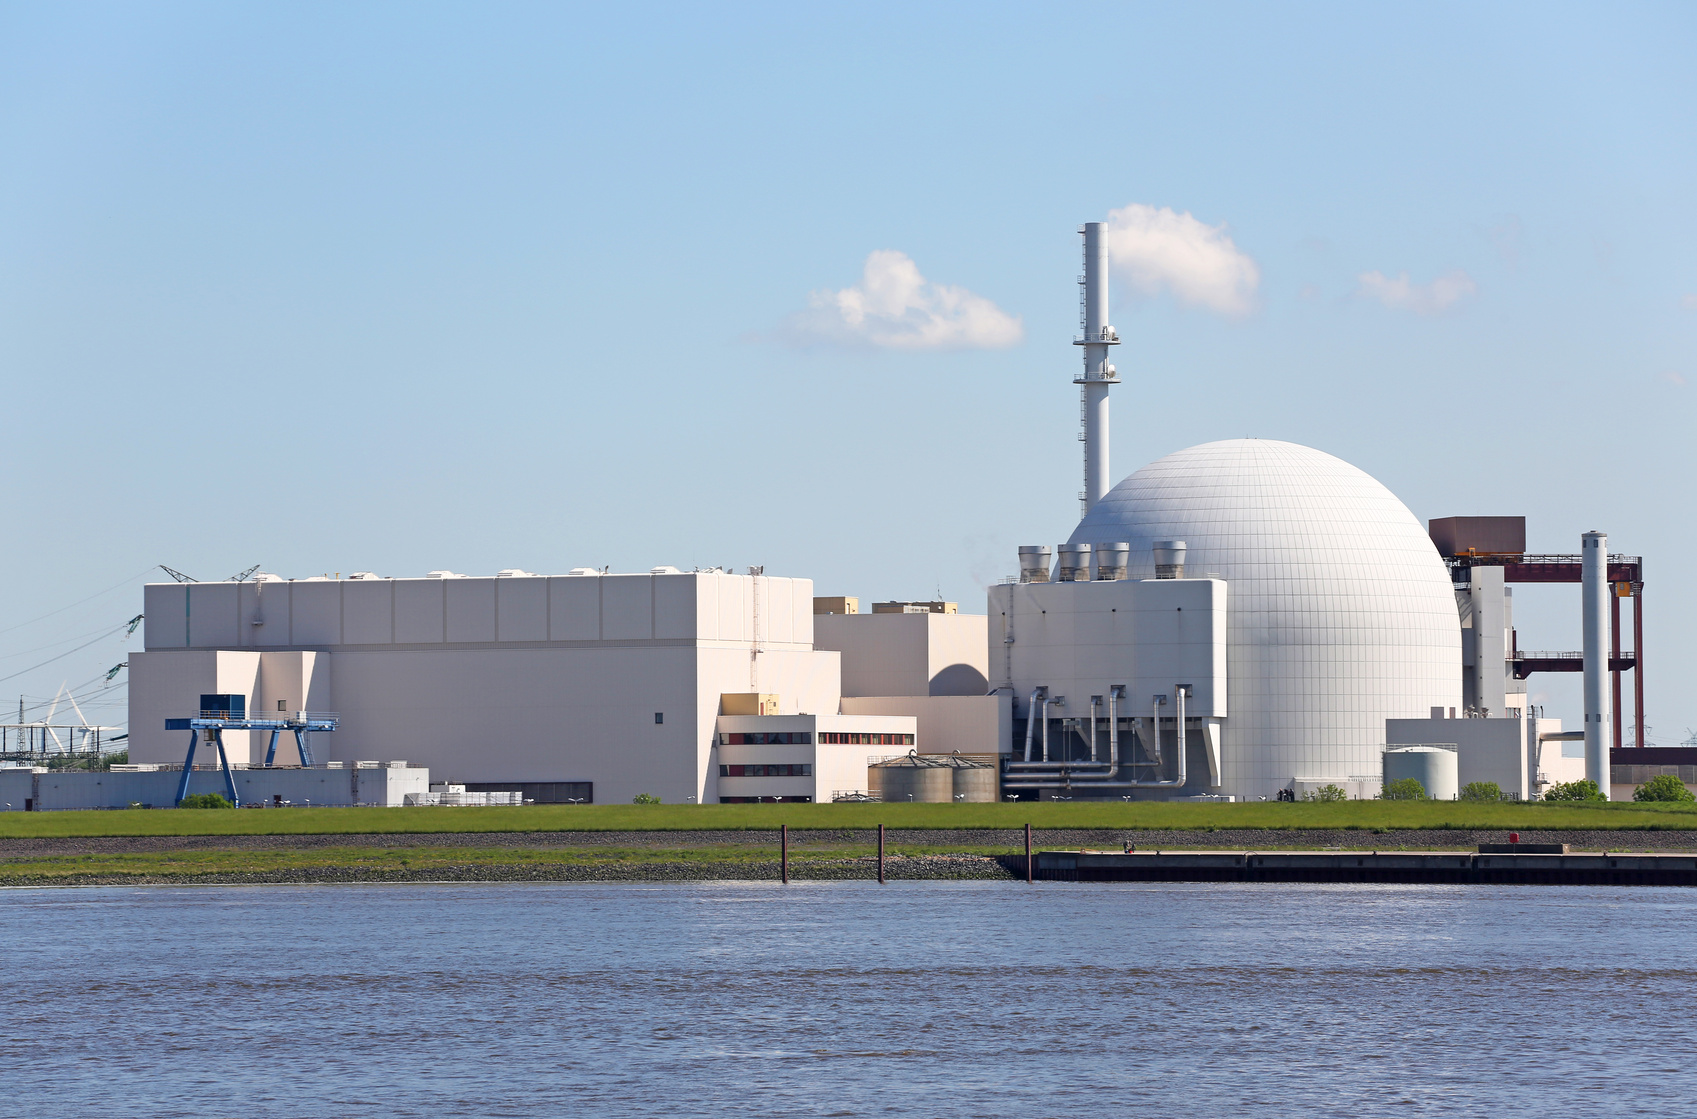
[1069, 439, 1461, 800]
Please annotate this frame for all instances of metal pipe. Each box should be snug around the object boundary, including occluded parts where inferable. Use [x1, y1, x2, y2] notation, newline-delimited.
[1009, 690, 1189, 788]
[1031, 696, 1045, 767]
[1581, 531, 1611, 798]
[1108, 686, 1121, 769]
[1023, 690, 1041, 762]
[1089, 696, 1101, 763]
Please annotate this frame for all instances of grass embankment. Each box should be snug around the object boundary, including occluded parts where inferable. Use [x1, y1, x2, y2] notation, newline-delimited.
[4, 799, 1697, 838]
[0, 842, 1002, 885]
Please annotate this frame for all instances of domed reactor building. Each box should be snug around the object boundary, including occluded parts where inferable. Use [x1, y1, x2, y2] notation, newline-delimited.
[991, 224, 1463, 801]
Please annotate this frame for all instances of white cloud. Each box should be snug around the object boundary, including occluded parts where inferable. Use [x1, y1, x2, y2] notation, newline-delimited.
[1101, 203, 1260, 316]
[782, 250, 1022, 350]
[1681, 293, 1697, 311]
[1355, 269, 1478, 315]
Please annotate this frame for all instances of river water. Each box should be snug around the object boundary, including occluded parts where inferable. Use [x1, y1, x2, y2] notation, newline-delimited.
[3, 881, 1694, 1117]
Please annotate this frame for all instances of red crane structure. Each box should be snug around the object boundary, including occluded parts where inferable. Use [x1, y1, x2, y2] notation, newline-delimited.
[1432, 517, 1644, 752]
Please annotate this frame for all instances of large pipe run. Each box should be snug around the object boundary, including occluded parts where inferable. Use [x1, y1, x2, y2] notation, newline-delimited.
[1004, 687, 1187, 790]
[1075, 222, 1119, 512]
[1582, 531, 1611, 798]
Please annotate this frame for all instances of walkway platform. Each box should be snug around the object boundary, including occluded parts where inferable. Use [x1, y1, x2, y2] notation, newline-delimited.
[1034, 849, 1697, 886]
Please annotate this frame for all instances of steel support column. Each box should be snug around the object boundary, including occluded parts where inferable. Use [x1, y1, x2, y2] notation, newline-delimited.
[174, 730, 200, 805]
[1634, 585, 1645, 750]
[1611, 592, 1623, 750]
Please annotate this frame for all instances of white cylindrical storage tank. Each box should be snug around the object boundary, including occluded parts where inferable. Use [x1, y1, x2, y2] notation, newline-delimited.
[1057, 543, 1091, 582]
[1018, 546, 1053, 583]
[1383, 746, 1459, 801]
[1068, 440, 1462, 801]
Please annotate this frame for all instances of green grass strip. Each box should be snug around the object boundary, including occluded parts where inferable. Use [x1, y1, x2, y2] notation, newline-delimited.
[4, 799, 1697, 838]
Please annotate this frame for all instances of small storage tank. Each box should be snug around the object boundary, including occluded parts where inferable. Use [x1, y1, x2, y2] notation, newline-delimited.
[878, 759, 952, 803]
[1383, 746, 1458, 800]
[948, 758, 998, 802]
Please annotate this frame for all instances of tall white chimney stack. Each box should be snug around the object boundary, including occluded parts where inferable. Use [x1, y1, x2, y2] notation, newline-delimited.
[1581, 530, 1612, 799]
[1075, 222, 1119, 512]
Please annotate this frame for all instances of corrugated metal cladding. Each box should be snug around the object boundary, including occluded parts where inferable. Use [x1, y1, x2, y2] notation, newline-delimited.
[142, 572, 814, 650]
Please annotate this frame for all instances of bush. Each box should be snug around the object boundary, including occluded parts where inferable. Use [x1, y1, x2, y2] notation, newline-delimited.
[1303, 784, 1349, 802]
[1633, 775, 1696, 803]
[1381, 777, 1428, 800]
[178, 793, 234, 809]
[1544, 779, 1605, 802]
[1460, 781, 1502, 802]
[631, 793, 662, 805]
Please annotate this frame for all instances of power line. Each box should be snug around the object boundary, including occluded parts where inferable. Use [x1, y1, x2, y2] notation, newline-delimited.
[0, 625, 131, 688]
[0, 566, 154, 639]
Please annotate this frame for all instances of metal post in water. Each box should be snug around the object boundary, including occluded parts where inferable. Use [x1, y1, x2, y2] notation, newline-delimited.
[877, 823, 885, 884]
[1025, 822, 1033, 883]
[781, 823, 788, 884]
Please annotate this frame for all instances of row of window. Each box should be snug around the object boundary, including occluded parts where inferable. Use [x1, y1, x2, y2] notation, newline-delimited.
[818, 732, 915, 746]
[720, 764, 813, 777]
[719, 732, 812, 745]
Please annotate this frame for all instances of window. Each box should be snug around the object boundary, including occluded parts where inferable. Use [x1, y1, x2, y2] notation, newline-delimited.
[719, 764, 812, 777]
[277, 700, 287, 712]
[818, 732, 915, 746]
[718, 732, 812, 745]
[655, 712, 664, 725]
[464, 782, 593, 804]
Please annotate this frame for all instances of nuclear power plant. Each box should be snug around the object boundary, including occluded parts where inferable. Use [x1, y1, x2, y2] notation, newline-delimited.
[79, 221, 1657, 810]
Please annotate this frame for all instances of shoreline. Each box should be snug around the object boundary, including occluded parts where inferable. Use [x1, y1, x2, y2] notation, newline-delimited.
[7, 827, 1697, 888]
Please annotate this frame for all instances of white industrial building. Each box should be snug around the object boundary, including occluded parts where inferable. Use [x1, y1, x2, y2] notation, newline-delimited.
[127, 573, 1008, 804]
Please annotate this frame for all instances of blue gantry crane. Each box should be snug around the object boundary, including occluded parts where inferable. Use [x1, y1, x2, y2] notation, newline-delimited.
[166, 694, 339, 807]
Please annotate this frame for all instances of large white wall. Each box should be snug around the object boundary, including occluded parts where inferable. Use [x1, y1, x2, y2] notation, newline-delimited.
[132, 572, 831, 803]
[813, 613, 989, 697]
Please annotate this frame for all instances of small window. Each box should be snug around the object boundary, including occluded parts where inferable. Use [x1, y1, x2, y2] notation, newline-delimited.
[277, 700, 287, 712]
[655, 712, 664, 725]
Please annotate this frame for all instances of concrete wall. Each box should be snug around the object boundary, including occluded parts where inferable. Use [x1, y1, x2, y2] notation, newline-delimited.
[144, 572, 816, 650]
[838, 694, 1012, 756]
[1386, 716, 1584, 800]
[813, 613, 989, 697]
[987, 578, 1228, 718]
[132, 572, 835, 805]
[0, 765, 429, 810]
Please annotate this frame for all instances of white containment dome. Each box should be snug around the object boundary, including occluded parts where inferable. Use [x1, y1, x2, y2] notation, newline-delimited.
[1069, 439, 1462, 801]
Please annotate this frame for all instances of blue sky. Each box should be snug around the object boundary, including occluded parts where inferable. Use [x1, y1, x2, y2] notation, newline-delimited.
[2, 2, 1693, 738]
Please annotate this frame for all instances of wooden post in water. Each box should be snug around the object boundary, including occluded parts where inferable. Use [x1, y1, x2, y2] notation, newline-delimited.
[878, 823, 885, 884]
[1025, 822, 1033, 883]
[781, 823, 789, 884]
